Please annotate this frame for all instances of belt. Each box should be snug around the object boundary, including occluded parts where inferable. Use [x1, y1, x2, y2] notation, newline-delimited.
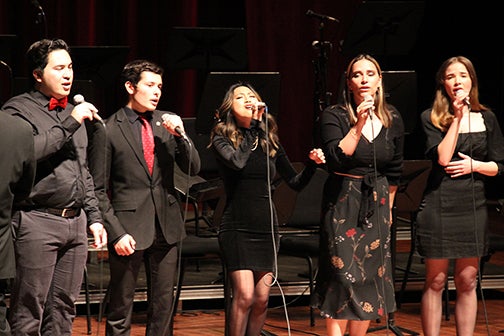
[38, 207, 81, 218]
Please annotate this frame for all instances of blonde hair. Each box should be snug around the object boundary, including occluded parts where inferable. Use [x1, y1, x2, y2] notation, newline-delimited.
[342, 54, 394, 128]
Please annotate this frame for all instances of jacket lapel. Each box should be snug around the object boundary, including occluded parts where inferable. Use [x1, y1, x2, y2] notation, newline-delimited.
[116, 108, 152, 177]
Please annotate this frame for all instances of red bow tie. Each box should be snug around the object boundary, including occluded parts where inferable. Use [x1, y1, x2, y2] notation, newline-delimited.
[48, 96, 68, 110]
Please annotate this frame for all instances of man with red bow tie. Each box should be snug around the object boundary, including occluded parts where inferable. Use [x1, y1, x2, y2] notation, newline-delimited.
[1, 38, 107, 336]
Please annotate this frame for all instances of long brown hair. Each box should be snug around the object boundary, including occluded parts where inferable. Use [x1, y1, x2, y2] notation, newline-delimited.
[430, 56, 485, 132]
[210, 82, 280, 157]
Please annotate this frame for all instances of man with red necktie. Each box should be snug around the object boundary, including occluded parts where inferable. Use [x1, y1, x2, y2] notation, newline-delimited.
[1, 38, 107, 336]
[87, 59, 200, 335]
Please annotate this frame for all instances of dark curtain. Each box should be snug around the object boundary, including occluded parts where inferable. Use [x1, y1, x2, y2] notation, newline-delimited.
[1, 0, 503, 163]
[0, 0, 362, 161]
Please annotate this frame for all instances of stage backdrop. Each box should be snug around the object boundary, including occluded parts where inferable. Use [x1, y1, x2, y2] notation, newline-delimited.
[1, 0, 502, 164]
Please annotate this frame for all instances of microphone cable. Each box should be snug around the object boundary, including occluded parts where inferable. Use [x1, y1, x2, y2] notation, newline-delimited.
[91, 115, 107, 336]
[465, 103, 491, 336]
[263, 104, 292, 335]
[369, 108, 392, 336]
[168, 129, 194, 329]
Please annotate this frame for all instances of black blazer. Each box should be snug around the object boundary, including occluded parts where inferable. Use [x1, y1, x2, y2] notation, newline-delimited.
[0, 113, 35, 278]
[88, 108, 201, 249]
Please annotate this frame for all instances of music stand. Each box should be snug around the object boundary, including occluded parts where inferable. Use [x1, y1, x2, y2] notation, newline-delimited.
[166, 27, 247, 71]
[0, 35, 17, 67]
[367, 160, 431, 336]
[70, 46, 130, 115]
[0, 35, 18, 104]
[195, 72, 281, 134]
[340, 1, 425, 57]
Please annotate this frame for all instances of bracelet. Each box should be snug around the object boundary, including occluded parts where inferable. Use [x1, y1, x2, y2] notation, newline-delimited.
[350, 128, 360, 139]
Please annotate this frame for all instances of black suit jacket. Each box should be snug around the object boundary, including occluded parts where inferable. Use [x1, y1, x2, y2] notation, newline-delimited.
[88, 108, 201, 249]
[0, 113, 35, 279]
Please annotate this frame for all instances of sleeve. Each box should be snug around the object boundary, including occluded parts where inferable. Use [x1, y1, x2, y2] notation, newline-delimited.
[175, 135, 201, 176]
[212, 122, 260, 170]
[275, 145, 317, 192]
[420, 109, 443, 161]
[484, 110, 504, 176]
[80, 125, 103, 226]
[319, 105, 354, 173]
[3, 97, 81, 161]
[386, 109, 405, 186]
[87, 121, 121, 237]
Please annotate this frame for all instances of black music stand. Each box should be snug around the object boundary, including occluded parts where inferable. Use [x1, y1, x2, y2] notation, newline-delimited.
[195, 72, 281, 134]
[340, 1, 425, 58]
[0, 35, 18, 105]
[367, 160, 431, 336]
[70, 46, 130, 115]
[166, 27, 247, 71]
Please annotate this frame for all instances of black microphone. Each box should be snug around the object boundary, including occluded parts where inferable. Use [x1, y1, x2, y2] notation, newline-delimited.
[306, 9, 339, 22]
[161, 114, 189, 141]
[73, 94, 104, 124]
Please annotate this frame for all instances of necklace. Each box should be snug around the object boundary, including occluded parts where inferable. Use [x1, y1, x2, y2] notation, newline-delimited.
[251, 136, 259, 151]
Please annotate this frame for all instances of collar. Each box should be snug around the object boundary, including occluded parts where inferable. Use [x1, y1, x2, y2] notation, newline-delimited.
[123, 107, 153, 123]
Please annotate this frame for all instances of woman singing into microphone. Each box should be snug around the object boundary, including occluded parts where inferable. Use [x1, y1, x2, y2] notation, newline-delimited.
[209, 82, 325, 335]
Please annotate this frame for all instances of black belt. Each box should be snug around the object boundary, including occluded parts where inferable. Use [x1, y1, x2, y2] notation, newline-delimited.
[38, 207, 81, 218]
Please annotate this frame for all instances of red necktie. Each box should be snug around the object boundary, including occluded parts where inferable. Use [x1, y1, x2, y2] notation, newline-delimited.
[139, 115, 154, 175]
[48, 96, 68, 110]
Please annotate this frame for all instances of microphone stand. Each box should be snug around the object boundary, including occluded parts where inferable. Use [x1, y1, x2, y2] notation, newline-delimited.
[31, 0, 48, 38]
[308, 11, 337, 145]
[366, 206, 419, 336]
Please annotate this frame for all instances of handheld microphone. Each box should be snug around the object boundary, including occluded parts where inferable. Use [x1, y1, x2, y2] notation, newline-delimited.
[257, 102, 267, 110]
[364, 94, 374, 120]
[456, 90, 470, 106]
[73, 94, 104, 124]
[161, 114, 189, 141]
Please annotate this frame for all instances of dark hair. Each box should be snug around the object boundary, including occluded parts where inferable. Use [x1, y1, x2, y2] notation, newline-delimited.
[26, 38, 70, 85]
[210, 82, 280, 157]
[120, 59, 164, 87]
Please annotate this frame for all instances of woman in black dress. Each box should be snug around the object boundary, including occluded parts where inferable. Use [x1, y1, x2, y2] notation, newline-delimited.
[416, 56, 504, 335]
[210, 82, 325, 335]
[312, 54, 404, 336]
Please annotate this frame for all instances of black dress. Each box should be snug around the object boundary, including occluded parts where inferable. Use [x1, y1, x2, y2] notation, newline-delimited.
[416, 109, 504, 258]
[212, 121, 317, 272]
[312, 104, 404, 320]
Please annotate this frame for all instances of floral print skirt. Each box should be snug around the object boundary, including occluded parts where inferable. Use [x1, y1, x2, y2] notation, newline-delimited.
[311, 175, 397, 320]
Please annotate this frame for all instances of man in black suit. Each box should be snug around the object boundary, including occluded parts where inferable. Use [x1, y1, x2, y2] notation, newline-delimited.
[88, 59, 201, 335]
[0, 113, 35, 336]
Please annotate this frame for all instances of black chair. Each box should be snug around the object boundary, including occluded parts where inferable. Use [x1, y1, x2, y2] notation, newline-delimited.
[176, 117, 224, 236]
[172, 234, 229, 322]
[275, 163, 328, 327]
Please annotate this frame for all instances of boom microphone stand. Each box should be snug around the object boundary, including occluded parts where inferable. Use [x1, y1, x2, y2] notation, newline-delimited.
[306, 9, 339, 145]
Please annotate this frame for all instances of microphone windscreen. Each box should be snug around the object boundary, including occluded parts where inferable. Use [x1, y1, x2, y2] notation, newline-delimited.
[73, 94, 85, 105]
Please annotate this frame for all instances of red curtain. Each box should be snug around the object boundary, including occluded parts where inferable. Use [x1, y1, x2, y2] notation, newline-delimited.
[0, 0, 359, 161]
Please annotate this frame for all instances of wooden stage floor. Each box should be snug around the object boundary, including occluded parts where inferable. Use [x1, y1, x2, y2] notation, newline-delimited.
[73, 290, 504, 335]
